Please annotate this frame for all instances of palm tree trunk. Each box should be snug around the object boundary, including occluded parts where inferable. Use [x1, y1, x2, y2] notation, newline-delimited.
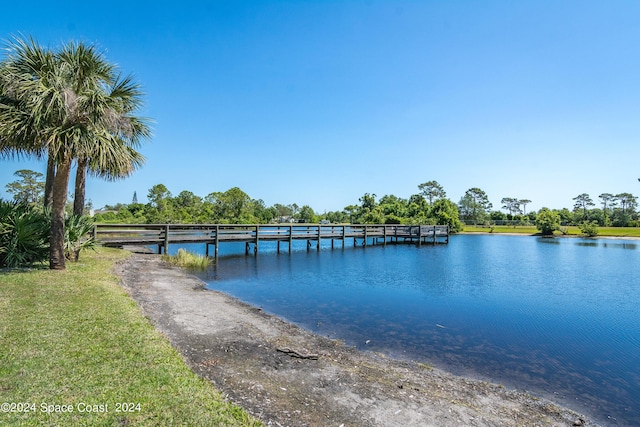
[44, 151, 55, 208]
[50, 156, 71, 270]
[73, 157, 87, 216]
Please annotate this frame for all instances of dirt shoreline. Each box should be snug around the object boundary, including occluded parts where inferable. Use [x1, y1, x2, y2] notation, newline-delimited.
[114, 252, 596, 427]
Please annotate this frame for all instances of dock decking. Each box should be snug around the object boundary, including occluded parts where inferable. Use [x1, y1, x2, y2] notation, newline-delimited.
[95, 223, 449, 256]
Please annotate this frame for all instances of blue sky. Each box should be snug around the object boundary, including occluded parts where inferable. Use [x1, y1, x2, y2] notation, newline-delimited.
[1, 1, 639, 213]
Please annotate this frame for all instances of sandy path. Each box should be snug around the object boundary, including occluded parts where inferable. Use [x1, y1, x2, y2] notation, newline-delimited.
[114, 253, 595, 427]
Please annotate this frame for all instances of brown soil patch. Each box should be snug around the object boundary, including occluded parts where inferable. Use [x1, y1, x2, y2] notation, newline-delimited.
[114, 253, 595, 427]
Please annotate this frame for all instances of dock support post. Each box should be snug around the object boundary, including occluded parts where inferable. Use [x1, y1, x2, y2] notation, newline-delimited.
[215, 225, 219, 257]
[254, 225, 259, 255]
[417, 225, 422, 246]
[317, 225, 321, 249]
[330, 226, 335, 249]
[163, 224, 170, 254]
[433, 226, 437, 244]
[245, 242, 250, 255]
[383, 226, 387, 246]
[364, 225, 368, 246]
[289, 225, 293, 253]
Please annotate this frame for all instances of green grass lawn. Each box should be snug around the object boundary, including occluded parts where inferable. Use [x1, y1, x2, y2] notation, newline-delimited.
[461, 225, 640, 238]
[0, 248, 261, 427]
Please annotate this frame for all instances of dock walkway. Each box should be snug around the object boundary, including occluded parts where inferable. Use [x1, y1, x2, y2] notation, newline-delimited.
[95, 223, 449, 256]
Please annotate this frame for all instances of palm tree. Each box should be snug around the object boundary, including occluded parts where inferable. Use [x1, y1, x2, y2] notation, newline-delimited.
[0, 37, 150, 269]
[72, 74, 150, 216]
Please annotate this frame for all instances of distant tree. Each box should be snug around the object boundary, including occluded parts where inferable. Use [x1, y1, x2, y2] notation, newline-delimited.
[556, 208, 575, 226]
[458, 187, 492, 224]
[253, 201, 277, 223]
[418, 180, 446, 205]
[380, 194, 408, 222]
[132, 191, 138, 204]
[297, 205, 316, 223]
[325, 210, 348, 223]
[343, 205, 358, 223]
[273, 203, 293, 218]
[147, 184, 172, 209]
[536, 208, 560, 236]
[406, 194, 428, 224]
[359, 193, 377, 210]
[490, 210, 507, 221]
[500, 197, 522, 218]
[174, 190, 202, 208]
[5, 169, 45, 205]
[610, 193, 638, 227]
[519, 199, 532, 215]
[615, 193, 637, 214]
[573, 193, 595, 218]
[356, 193, 383, 223]
[431, 198, 463, 232]
[598, 193, 615, 213]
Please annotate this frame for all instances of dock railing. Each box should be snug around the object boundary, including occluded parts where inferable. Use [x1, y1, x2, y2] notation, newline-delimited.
[94, 223, 449, 256]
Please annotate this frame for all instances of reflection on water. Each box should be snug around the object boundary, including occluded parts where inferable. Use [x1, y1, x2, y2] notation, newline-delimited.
[191, 235, 640, 426]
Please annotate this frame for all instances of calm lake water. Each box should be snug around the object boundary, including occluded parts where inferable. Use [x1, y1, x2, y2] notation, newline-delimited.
[178, 234, 639, 426]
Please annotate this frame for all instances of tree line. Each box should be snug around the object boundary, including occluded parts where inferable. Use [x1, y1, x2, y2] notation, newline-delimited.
[6, 170, 639, 231]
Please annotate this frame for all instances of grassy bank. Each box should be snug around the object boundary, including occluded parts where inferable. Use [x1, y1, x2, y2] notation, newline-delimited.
[462, 225, 640, 238]
[0, 248, 260, 427]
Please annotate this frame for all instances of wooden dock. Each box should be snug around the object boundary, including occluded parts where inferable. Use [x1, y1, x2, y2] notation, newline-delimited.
[94, 223, 450, 256]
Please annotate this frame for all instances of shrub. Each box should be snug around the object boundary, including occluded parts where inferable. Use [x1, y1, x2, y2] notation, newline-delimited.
[163, 248, 211, 270]
[0, 200, 49, 268]
[579, 221, 599, 237]
[536, 208, 561, 236]
[0, 200, 96, 267]
[64, 214, 96, 262]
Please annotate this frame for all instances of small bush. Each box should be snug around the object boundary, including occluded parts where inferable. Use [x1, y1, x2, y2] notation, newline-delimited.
[64, 214, 96, 261]
[0, 200, 49, 268]
[536, 208, 561, 236]
[163, 248, 211, 270]
[0, 200, 96, 267]
[579, 221, 599, 237]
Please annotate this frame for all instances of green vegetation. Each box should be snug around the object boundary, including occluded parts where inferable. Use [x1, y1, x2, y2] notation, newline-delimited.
[0, 199, 95, 268]
[535, 208, 561, 236]
[94, 182, 465, 232]
[458, 187, 493, 224]
[0, 200, 49, 268]
[0, 247, 260, 426]
[162, 248, 212, 270]
[89, 180, 640, 238]
[463, 225, 539, 235]
[587, 227, 640, 238]
[578, 221, 599, 237]
[4, 170, 45, 206]
[0, 37, 150, 270]
[462, 225, 640, 238]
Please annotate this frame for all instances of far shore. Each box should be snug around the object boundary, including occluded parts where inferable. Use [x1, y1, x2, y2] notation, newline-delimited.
[461, 227, 640, 240]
